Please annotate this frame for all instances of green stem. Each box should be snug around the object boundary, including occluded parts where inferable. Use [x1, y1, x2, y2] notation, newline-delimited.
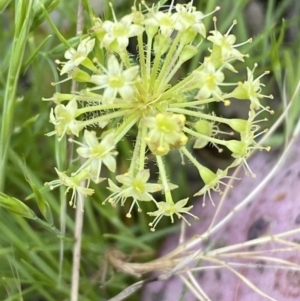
[160, 47, 185, 88]
[168, 107, 231, 125]
[137, 34, 147, 87]
[149, 45, 163, 92]
[157, 41, 186, 93]
[161, 74, 196, 100]
[156, 155, 174, 205]
[184, 126, 229, 147]
[34, 216, 62, 236]
[161, 64, 205, 99]
[76, 102, 132, 115]
[154, 32, 183, 91]
[128, 123, 143, 175]
[0, 0, 34, 190]
[146, 35, 153, 79]
[120, 50, 132, 68]
[114, 112, 140, 144]
[181, 146, 203, 171]
[138, 123, 147, 171]
[80, 109, 131, 127]
[169, 98, 217, 108]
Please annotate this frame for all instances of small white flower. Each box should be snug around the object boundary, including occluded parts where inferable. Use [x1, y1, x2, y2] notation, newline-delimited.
[49, 99, 80, 139]
[148, 198, 198, 232]
[173, 3, 206, 37]
[101, 14, 144, 50]
[207, 19, 246, 64]
[90, 55, 139, 104]
[193, 119, 214, 149]
[46, 168, 94, 208]
[229, 64, 272, 111]
[144, 113, 187, 156]
[208, 30, 243, 61]
[76, 130, 117, 183]
[144, 10, 177, 37]
[60, 37, 95, 75]
[194, 167, 233, 207]
[104, 169, 163, 217]
[194, 58, 224, 99]
[109, 169, 162, 202]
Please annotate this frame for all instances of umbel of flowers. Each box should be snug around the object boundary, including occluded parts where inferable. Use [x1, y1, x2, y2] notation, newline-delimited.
[44, 1, 273, 231]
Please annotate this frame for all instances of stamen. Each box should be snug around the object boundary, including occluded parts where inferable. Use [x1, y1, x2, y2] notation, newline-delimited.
[51, 77, 71, 86]
[234, 38, 252, 48]
[202, 193, 206, 207]
[243, 159, 256, 178]
[168, 0, 175, 13]
[177, 214, 191, 226]
[226, 20, 237, 36]
[207, 190, 215, 207]
[212, 16, 217, 30]
[149, 214, 163, 232]
[109, 2, 118, 23]
[68, 137, 85, 147]
[201, 6, 220, 20]
[253, 128, 268, 139]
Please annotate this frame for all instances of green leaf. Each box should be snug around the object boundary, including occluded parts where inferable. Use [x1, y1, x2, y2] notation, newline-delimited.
[21, 163, 54, 225]
[0, 192, 36, 219]
[31, 183, 54, 226]
[0, 0, 10, 13]
[31, 0, 62, 31]
[22, 35, 52, 73]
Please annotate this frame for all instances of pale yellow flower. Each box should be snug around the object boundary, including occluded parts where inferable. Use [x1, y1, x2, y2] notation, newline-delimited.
[60, 37, 95, 75]
[148, 198, 198, 231]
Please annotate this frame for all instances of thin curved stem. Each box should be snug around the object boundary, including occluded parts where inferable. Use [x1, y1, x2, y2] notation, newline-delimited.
[70, 2, 85, 301]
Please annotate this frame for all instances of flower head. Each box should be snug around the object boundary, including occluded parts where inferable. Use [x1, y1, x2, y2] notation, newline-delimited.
[45, 2, 271, 231]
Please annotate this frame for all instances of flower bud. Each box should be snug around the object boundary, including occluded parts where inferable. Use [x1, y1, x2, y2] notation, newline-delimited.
[226, 118, 248, 133]
[153, 34, 171, 55]
[226, 140, 247, 157]
[0, 192, 37, 219]
[181, 28, 197, 45]
[179, 45, 198, 64]
[145, 24, 158, 38]
[71, 68, 91, 82]
[198, 165, 216, 187]
[194, 119, 213, 136]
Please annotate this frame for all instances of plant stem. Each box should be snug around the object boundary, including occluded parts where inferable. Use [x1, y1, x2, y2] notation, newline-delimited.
[70, 2, 85, 301]
[0, 0, 34, 190]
